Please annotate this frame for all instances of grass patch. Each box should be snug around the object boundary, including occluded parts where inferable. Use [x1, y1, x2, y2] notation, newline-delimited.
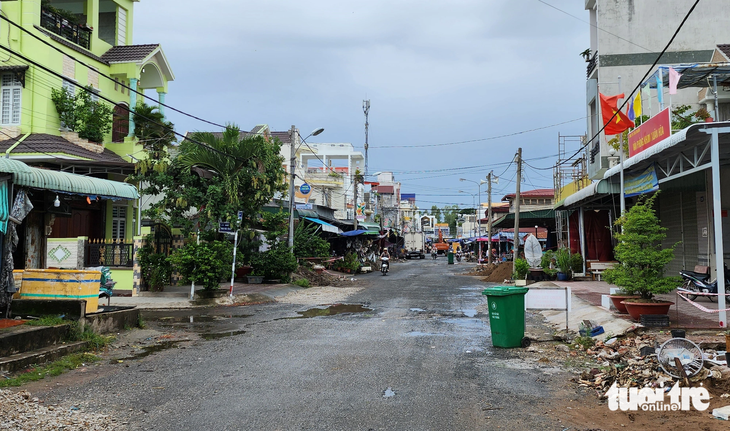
[292, 278, 310, 288]
[67, 322, 114, 350]
[137, 314, 146, 329]
[0, 352, 100, 388]
[24, 315, 66, 326]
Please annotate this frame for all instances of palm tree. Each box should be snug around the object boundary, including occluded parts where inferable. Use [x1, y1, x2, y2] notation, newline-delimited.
[177, 125, 286, 226]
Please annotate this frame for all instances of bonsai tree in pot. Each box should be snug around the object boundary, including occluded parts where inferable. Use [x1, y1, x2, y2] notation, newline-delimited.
[603, 193, 680, 321]
[513, 258, 530, 285]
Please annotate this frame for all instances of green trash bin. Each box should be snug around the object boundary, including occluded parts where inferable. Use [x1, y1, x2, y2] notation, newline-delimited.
[482, 286, 529, 348]
[447, 251, 454, 264]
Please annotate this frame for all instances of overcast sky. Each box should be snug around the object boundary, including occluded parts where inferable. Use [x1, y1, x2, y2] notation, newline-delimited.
[134, 0, 589, 210]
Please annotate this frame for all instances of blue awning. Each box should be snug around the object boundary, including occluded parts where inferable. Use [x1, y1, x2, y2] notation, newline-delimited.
[303, 217, 340, 234]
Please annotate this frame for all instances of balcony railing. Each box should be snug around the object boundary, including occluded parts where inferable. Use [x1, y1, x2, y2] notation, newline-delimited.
[40, 8, 92, 50]
[86, 239, 134, 268]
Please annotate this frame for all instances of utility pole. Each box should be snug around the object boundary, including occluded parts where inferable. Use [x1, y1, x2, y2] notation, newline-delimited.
[513, 148, 522, 261]
[288, 125, 297, 249]
[353, 173, 359, 230]
[486, 170, 495, 263]
[363, 100, 370, 176]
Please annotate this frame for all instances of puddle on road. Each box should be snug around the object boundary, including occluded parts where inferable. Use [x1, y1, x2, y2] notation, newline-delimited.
[200, 330, 247, 340]
[462, 309, 477, 317]
[112, 340, 184, 363]
[296, 304, 372, 318]
[409, 308, 426, 313]
[405, 331, 447, 337]
[383, 387, 396, 398]
[143, 311, 253, 324]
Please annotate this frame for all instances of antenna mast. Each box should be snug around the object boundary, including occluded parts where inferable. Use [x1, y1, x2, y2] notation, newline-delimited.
[363, 100, 370, 175]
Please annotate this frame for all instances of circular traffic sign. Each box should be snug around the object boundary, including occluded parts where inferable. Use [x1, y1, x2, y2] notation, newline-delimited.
[299, 183, 311, 194]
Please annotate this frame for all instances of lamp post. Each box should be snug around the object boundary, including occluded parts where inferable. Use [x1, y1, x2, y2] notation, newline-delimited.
[288, 127, 324, 250]
[460, 178, 488, 262]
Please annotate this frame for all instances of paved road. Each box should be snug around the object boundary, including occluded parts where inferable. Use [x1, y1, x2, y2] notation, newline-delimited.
[29, 260, 578, 430]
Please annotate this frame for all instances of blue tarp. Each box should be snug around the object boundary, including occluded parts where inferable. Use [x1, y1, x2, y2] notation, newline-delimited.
[340, 229, 369, 237]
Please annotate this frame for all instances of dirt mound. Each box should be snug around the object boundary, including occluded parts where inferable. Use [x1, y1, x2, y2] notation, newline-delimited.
[465, 263, 514, 283]
[293, 266, 357, 287]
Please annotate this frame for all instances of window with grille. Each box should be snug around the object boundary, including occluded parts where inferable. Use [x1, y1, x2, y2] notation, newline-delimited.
[112, 206, 127, 240]
[1, 73, 21, 125]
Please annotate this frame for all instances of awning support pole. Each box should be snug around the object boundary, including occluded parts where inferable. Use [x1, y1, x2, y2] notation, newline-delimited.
[579, 206, 586, 274]
[702, 125, 730, 327]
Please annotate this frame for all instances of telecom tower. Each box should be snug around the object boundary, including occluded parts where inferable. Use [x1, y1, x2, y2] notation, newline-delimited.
[363, 100, 370, 176]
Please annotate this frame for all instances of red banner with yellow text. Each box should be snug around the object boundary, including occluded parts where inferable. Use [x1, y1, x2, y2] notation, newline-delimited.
[628, 108, 670, 157]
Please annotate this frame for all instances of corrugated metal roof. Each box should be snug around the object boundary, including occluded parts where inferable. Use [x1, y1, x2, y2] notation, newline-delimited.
[0, 158, 138, 200]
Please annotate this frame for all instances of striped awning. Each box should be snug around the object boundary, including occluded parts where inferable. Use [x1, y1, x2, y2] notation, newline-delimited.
[0, 158, 138, 200]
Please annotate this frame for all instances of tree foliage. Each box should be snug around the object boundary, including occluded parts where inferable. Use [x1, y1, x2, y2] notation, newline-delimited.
[294, 220, 331, 258]
[603, 193, 680, 299]
[51, 86, 113, 143]
[168, 240, 233, 290]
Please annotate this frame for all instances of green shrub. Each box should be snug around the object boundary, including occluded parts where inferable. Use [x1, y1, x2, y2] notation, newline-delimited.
[137, 234, 173, 291]
[249, 240, 297, 283]
[169, 240, 233, 290]
[571, 252, 584, 274]
[540, 250, 555, 269]
[513, 258, 529, 279]
[292, 278, 310, 288]
[555, 248, 572, 274]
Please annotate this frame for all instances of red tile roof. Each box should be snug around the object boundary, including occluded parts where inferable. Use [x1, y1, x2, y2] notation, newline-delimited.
[501, 188, 555, 201]
[376, 185, 394, 194]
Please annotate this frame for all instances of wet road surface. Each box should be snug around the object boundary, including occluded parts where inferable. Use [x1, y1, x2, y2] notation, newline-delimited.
[25, 260, 579, 430]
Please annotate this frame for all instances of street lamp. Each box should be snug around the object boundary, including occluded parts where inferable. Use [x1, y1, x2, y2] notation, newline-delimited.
[289, 127, 324, 250]
[460, 178, 488, 262]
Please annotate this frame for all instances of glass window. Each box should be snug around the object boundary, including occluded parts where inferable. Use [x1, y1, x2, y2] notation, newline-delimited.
[111, 206, 127, 240]
[1, 73, 21, 125]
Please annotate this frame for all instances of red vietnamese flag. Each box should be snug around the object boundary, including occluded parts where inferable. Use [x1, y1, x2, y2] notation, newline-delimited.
[600, 93, 634, 135]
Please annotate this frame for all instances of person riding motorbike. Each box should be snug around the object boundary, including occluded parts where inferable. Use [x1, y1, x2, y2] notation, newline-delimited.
[456, 249, 463, 262]
[380, 248, 390, 271]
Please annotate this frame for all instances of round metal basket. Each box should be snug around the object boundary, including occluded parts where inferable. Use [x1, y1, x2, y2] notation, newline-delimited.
[657, 337, 704, 378]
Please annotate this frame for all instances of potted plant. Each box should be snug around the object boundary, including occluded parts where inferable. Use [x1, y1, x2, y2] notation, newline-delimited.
[513, 258, 530, 286]
[540, 250, 557, 280]
[555, 248, 572, 281]
[603, 193, 680, 321]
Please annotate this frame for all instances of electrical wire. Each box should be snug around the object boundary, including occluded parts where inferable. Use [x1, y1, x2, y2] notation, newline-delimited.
[0, 43, 245, 162]
[0, 14, 228, 130]
[556, 0, 702, 167]
[372, 117, 587, 149]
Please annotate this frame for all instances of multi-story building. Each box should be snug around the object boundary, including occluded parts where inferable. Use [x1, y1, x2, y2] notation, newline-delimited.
[584, 0, 730, 180]
[0, 0, 174, 294]
[297, 142, 364, 220]
[371, 172, 401, 230]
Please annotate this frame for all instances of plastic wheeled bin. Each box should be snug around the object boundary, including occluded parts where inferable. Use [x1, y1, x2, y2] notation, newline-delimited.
[447, 251, 454, 265]
[482, 286, 529, 348]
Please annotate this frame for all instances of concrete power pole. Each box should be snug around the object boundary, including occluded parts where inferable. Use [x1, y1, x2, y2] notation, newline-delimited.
[288, 125, 297, 249]
[486, 170, 494, 262]
[513, 148, 522, 261]
[353, 174, 359, 230]
[363, 100, 370, 176]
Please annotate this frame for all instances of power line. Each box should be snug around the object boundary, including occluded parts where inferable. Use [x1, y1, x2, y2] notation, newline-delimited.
[557, 0, 702, 167]
[0, 43, 243, 162]
[0, 14, 227, 130]
[373, 117, 587, 149]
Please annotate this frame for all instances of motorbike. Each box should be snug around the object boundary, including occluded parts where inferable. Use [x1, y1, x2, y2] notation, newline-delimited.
[380, 256, 389, 276]
[679, 264, 730, 302]
[431, 249, 437, 260]
[456, 251, 462, 262]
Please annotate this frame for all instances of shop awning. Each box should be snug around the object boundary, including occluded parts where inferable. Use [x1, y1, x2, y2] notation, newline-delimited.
[0, 158, 138, 200]
[303, 217, 340, 234]
[358, 222, 381, 232]
[556, 179, 619, 209]
[339, 229, 379, 237]
[492, 209, 555, 228]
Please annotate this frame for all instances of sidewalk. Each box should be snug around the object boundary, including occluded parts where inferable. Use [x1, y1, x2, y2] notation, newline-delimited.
[552, 279, 723, 329]
[110, 282, 303, 309]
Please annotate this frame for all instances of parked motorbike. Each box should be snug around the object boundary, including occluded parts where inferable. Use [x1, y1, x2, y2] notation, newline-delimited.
[456, 251, 462, 262]
[679, 264, 730, 302]
[380, 256, 389, 276]
[431, 249, 437, 260]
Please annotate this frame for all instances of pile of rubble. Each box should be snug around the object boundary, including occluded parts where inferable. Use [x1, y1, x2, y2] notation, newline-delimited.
[574, 333, 730, 397]
[0, 389, 116, 430]
[465, 263, 514, 283]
